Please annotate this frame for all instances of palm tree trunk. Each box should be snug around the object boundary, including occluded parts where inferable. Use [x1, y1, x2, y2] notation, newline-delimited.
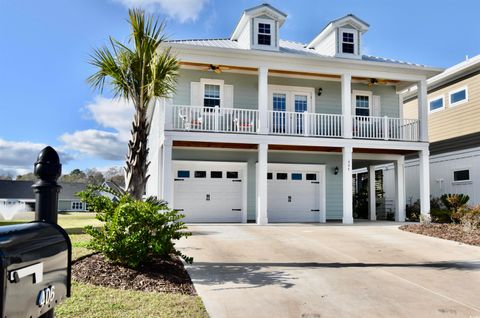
[125, 109, 150, 200]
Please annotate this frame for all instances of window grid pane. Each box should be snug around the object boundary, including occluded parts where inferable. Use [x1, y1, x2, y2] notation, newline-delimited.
[258, 34, 271, 45]
[451, 90, 466, 104]
[429, 98, 443, 111]
[258, 23, 271, 34]
[343, 32, 354, 43]
[454, 170, 469, 181]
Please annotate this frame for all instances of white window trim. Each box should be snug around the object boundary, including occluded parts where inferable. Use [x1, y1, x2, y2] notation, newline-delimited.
[428, 95, 445, 113]
[353, 90, 373, 116]
[252, 18, 277, 51]
[452, 167, 471, 183]
[338, 27, 358, 56]
[71, 201, 84, 211]
[449, 86, 469, 107]
[200, 78, 224, 108]
[267, 85, 315, 113]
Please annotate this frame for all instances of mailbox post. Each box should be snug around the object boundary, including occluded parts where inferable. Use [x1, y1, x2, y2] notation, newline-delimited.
[32, 146, 63, 318]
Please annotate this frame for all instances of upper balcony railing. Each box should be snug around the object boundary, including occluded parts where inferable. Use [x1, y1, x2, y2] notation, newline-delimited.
[170, 105, 420, 142]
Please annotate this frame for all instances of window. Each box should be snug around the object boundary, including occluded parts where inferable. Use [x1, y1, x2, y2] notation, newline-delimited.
[342, 31, 355, 54]
[267, 173, 273, 180]
[211, 171, 223, 178]
[226, 171, 238, 179]
[194, 171, 206, 178]
[429, 96, 444, 112]
[203, 84, 220, 108]
[453, 169, 470, 182]
[177, 170, 190, 178]
[355, 95, 370, 116]
[449, 87, 468, 107]
[71, 201, 83, 210]
[306, 173, 317, 181]
[291, 173, 302, 180]
[258, 23, 271, 46]
[276, 173, 288, 180]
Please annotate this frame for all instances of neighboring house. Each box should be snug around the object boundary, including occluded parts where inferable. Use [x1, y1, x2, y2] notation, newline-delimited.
[384, 55, 480, 206]
[0, 180, 88, 212]
[100, 181, 124, 201]
[146, 4, 441, 224]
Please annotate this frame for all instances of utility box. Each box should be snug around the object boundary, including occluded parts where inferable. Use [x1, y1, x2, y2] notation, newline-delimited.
[0, 222, 71, 318]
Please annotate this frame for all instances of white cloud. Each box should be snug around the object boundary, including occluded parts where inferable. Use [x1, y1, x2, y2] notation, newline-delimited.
[83, 96, 134, 141]
[60, 129, 127, 161]
[114, 0, 208, 23]
[0, 139, 73, 177]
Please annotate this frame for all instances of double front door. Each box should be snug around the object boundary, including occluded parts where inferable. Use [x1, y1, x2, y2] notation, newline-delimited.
[269, 88, 313, 134]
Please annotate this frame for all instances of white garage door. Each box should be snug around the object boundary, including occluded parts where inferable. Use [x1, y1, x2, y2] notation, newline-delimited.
[267, 165, 323, 222]
[173, 161, 246, 223]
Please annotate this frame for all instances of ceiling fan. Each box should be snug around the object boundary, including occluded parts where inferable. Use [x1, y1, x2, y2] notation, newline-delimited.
[367, 78, 389, 87]
[204, 64, 231, 74]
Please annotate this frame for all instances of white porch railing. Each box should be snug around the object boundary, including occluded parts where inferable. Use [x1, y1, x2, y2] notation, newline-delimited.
[268, 110, 343, 137]
[172, 105, 258, 133]
[352, 116, 419, 142]
[170, 105, 419, 142]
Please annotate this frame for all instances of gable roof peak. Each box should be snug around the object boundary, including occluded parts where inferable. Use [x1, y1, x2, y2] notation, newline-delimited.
[231, 3, 287, 40]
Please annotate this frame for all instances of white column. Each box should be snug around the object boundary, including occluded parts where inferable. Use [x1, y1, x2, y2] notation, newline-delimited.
[258, 67, 269, 134]
[342, 146, 353, 224]
[418, 79, 428, 142]
[419, 148, 430, 218]
[368, 166, 376, 221]
[341, 74, 352, 139]
[163, 98, 173, 130]
[256, 143, 268, 224]
[395, 157, 406, 222]
[161, 138, 173, 207]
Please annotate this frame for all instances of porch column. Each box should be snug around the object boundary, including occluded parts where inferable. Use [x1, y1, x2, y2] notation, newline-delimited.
[341, 74, 352, 139]
[258, 67, 269, 134]
[368, 166, 376, 221]
[419, 148, 430, 218]
[161, 138, 174, 207]
[394, 157, 406, 222]
[257, 143, 268, 224]
[342, 146, 353, 224]
[417, 79, 429, 142]
[163, 98, 173, 131]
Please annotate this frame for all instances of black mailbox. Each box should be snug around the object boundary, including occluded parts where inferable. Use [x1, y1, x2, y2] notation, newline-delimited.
[0, 221, 71, 318]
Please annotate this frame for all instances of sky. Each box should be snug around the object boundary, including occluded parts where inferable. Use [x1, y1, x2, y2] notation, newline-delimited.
[0, 0, 479, 177]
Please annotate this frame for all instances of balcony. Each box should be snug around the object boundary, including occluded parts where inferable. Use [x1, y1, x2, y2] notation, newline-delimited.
[170, 105, 420, 142]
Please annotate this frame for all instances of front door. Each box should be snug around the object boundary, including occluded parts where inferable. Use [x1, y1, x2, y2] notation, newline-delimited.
[294, 94, 308, 134]
[269, 87, 313, 135]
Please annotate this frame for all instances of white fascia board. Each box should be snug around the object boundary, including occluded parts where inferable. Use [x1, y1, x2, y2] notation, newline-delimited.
[169, 44, 442, 80]
[306, 24, 334, 49]
[231, 13, 248, 40]
[165, 131, 429, 151]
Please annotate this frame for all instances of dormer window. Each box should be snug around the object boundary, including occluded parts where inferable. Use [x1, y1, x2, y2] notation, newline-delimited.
[258, 23, 271, 45]
[340, 28, 357, 55]
[342, 32, 355, 54]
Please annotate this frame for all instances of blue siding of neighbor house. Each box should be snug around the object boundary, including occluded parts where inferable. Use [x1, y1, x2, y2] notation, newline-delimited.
[172, 148, 344, 220]
[173, 69, 399, 117]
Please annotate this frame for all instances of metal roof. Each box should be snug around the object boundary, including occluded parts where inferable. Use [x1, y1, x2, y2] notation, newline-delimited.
[168, 38, 424, 67]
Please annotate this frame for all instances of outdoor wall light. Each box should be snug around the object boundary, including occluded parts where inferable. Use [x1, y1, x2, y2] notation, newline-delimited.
[334, 166, 339, 175]
[317, 87, 323, 96]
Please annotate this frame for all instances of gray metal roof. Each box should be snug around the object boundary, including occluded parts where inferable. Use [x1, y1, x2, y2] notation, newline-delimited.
[168, 38, 424, 67]
[0, 180, 87, 201]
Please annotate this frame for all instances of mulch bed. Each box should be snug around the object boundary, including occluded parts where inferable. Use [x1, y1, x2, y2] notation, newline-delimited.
[400, 223, 480, 247]
[72, 253, 196, 295]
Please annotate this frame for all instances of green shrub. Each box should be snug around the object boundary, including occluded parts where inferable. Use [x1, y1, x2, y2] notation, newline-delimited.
[441, 193, 469, 213]
[406, 196, 444, 222]
[78, 186, 192, 268]
[430, 209, 452, 224]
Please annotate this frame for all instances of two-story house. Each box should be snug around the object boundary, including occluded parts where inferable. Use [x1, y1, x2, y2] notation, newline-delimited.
[145, 4, 441, 224]
[383, 55, 480, 206]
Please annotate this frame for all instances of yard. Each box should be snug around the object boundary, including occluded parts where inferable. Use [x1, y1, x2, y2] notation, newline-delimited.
[0, 212, 208, 318]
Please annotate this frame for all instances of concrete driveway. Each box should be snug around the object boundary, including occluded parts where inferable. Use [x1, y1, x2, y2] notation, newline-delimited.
[177, 223, 480, 318]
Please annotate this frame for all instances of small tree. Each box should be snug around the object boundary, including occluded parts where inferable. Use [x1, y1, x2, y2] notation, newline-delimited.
[79, 186, 192, 268]
[88, 9, 179, 199]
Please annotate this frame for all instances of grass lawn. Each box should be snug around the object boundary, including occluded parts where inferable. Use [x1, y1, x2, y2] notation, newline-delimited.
[0, 212, 208, 318]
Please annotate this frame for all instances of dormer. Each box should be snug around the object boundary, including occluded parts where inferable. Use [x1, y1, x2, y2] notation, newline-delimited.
[307, 14, 369, 59]
[230, 3, 287, 51]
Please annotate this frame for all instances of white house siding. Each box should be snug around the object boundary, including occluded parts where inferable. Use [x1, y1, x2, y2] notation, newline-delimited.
[313, 31, 336, 56]
[173, 69, 400, 117]
[383, 147, 480, 206]
[172, 148, 344, 220]
[146, 102, 162, 197]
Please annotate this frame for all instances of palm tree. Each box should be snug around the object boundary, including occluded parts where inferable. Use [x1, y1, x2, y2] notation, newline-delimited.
[88, 9, 179, 200]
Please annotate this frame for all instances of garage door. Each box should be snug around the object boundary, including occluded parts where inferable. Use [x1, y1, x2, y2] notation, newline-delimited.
[173, 161, 246, 223]
[267, 165, 322, 222]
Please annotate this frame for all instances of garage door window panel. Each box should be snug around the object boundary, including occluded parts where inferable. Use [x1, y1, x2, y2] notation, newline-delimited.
[195, 171, 207, 178]
[291, 173, 302, 180]
[211, 171, 223, 178]
[276, 173, 288, 180]
[306, 173, 317, 181]
[177, 170, 190, 178]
